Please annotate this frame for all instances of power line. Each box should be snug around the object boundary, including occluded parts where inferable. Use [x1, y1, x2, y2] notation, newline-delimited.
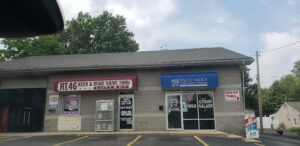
[260, 40, 300, 53]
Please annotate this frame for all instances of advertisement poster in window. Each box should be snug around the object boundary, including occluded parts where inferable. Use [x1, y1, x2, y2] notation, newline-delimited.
[119, 95, 133, 129]
[62, 95, 80, 115]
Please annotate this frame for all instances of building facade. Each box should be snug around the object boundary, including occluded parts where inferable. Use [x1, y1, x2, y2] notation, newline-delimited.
[0, 48, 253, 135]
[272, 102, 300, 128]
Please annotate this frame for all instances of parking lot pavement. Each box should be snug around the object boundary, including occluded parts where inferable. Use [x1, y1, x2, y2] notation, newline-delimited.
[133, 135, 257, 146]
[0, 135, 259, 146]
[0, 135, 80, 146]
[259, 134, 300, 146]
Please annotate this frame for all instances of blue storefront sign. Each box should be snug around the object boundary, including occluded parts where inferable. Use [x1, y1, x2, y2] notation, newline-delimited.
[160, 72, 218, 88]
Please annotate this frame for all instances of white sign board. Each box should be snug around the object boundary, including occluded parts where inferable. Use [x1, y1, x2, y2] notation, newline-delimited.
[245, 115, 259, 138]
[49, 94, 59, 108]
[57, 115, 81, 131]
[224, 90, 240, 101]
[57, 80, 133, 92]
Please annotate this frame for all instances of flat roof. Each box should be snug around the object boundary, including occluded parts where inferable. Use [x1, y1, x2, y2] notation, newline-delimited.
[0, 47, 254, 73]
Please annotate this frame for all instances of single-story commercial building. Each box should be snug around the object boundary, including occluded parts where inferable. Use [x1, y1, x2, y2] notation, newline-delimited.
[0, 47, 253, 135]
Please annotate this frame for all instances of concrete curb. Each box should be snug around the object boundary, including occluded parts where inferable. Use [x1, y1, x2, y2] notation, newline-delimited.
[0, 131, 227, 137]
[226, 134, 262, 144]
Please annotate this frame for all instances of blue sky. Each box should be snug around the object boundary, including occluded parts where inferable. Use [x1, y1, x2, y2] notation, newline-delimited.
[55, 0, 300, 87]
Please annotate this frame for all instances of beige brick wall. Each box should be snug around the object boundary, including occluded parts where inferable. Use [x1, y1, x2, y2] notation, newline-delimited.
[43, 65, 244, 135]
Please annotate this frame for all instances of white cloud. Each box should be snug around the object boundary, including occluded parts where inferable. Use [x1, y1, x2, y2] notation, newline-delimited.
[249, 27, 300, 88]
[57, 0, 244, 51]
[58, 0, 92, 20]
[287, 0, 297, 5]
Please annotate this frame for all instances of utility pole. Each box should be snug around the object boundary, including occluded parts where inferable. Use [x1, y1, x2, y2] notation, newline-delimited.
[256, 51, 263, 133]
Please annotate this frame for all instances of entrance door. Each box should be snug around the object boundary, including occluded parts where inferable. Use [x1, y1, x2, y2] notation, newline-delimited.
[166, 91, 215, 130]
[182, 93, 199, 130]
[166, 94, 182, 130]
[119, 95, 134, 130]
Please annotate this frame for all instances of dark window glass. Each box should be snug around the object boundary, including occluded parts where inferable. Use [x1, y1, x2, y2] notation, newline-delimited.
[167, 95, 181, 129]
[184, 120, 199, 129]
[182, 94, 198, 119]
[120, 98, 133, 129]
[200, 120, 215, 129]
[198, 94, 214, 119]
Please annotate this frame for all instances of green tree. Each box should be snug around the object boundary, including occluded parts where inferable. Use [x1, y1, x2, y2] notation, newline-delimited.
[0, 35, 63, 60]
[240, 65, 258, 114]
[292, 60, 300, 77]
[0, 11, 139, 60]
[57, 11, 139, 54]
[261, 61, 300, 116]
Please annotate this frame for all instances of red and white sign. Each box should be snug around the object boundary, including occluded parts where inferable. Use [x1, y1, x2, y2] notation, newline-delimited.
[49, 95, 59, 105]
[54, 75, 136, 92]
[224, 90, 240, 101]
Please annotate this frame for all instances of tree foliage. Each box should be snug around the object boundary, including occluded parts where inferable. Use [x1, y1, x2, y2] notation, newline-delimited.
[57, 11, 139, 54]
[241, 60, 300, 116]
[0, 11, 139, 60]
[240, 65, 258, 114]
[261, 60, 300, 116]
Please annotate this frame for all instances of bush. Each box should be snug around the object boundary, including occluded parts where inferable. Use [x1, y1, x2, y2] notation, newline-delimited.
[277, 123, 286, 130]
[289, 126, 300, 133]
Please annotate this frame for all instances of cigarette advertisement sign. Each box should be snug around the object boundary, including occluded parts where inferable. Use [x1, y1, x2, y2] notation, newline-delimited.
[54, 75, 136, 92]
[224, 90, 240, 102]
[62, 96, 80, 115]
[49, 94, 59, 109]
[245, 115, 259, 138]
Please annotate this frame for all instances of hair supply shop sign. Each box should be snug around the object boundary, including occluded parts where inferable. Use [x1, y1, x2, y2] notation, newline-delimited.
[245, 115, 259, 138]
[54, 75, 136, 92]
[224, 90, 240, 102]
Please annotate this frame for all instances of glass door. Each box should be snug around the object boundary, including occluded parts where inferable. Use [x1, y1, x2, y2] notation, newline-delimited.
[166, 94, 182, 130]
[95, 100, 114, 131]
[182, 93, 199, 130]
[119, 95, 134, 130]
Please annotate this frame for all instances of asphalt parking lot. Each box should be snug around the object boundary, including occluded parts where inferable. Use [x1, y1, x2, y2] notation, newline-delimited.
[0, 135, 258, 146]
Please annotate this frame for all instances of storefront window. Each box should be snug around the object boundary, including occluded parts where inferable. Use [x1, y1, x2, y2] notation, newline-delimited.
[182, 94, 198, 119]
[167, 94, 181, 129]
[166, 91, 215, 130]
[199, 120, 215, 129]
[198, 93, 214, 119]
[62, 97, 80, 115]
[182, 93, 198, 129]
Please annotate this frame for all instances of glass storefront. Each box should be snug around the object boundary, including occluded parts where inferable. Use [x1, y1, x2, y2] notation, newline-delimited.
[166, 91, 215, 130]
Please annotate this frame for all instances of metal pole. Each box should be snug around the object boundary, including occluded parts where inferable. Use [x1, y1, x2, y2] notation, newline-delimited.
[242, 60, 245, 112]
[256, 51, 263, 133]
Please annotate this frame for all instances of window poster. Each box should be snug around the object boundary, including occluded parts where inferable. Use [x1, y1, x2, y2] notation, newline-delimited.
[120, 96, 133, 129]
[62, 95, 80, 115]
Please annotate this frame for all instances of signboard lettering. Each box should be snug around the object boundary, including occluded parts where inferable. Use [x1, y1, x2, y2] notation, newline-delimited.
[161, 72, 218, 88]
[54, 75, 136, 92]
[224, 90, 240, 102]
[198, 99, 213, 108]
